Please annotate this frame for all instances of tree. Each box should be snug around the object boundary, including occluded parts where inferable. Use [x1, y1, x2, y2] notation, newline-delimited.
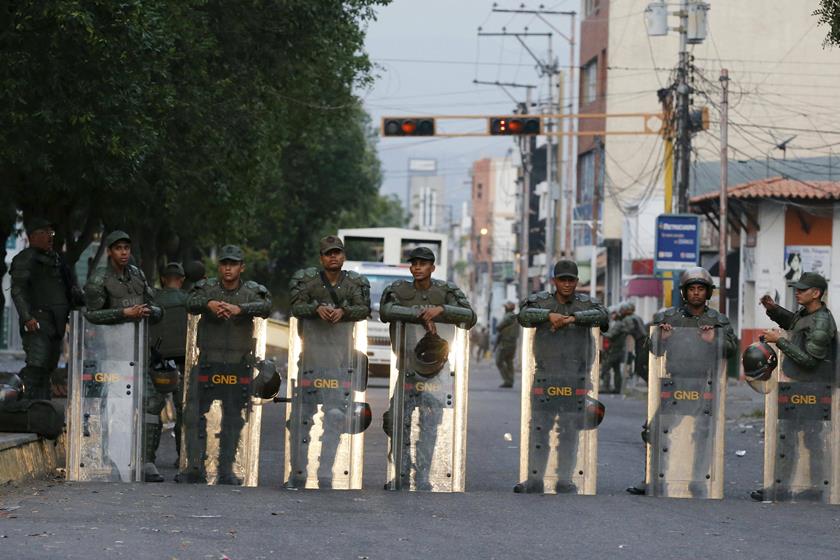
[816, 0, 840, 46]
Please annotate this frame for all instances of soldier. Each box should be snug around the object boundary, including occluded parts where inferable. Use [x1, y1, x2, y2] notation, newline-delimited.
[179, 245, 270, 485]
[622, 302, 648, 382]
[600, 305, 628, 394]
[516, 259, 607, 493]
[626, 266, 736, 496]
[84, 230, 164, 481]
[150, 262, 189, 467]
[494, 302, 519, 388]
[380, 246, 476, 490]
[286, 235, 370, 488]
[752, 272, 837, 502]
[10, 218, 83, 400]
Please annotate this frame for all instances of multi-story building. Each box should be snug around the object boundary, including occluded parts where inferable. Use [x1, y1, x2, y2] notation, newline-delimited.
[597, 0, 840, 320]
[470, 157, 519, 332]
[406, 158, 447, 233]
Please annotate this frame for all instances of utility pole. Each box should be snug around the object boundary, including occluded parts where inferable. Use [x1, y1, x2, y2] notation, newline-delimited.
[592, 136, 604, 299]
[489, 5, 577, 268]
[545, 37, 557, 271]
[518, 90, 534, 301]
[718, 68, 729, 314]
[675, 0, 691, 213]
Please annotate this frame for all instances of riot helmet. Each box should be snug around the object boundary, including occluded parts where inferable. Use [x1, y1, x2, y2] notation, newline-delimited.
[582, 396, 606, 429]
[413, 332, 450, 377]
[0, 372, 24, 403]
[742, 337, 778, 382]
[679, 267, 715, 300]
[252, 359, 283, 399]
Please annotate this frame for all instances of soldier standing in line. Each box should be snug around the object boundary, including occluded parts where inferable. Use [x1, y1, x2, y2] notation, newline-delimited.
[286, 235, 370, 488]
[494, 302, 520, 388]
[622, 302, 648, 383]
[179, 245, 271, 485]
[626, 267, 737, 496]
[10, 218, 83, 400]
[516, 259, 608, 493]
[84, 230, 164, 481]
[752, 272, 837, 502]
[150, 262, 189, 466]
[380, 247, 476, 490]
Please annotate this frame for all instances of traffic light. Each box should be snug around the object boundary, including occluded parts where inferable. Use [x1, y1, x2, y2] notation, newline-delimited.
[489, 117, 541, 135]
[382, 118, 435, 136]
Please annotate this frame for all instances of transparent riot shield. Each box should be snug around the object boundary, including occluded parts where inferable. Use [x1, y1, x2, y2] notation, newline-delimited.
[178, 315, 266, 486]
[386, 322, 469, 492]
[284, 318, 368, 489]
[518, 326, 600, 495]
[762, 338, 839, 503]
[645, 325, 726, 499]
[67, 311, 147, 482]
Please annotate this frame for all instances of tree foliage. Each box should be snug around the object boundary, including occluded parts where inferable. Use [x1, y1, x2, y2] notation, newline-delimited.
[816, 0, 840, 46]
[0, 0, 403, 309]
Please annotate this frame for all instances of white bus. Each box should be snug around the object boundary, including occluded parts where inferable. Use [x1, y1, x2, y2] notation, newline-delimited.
[338, 228, 448, 376]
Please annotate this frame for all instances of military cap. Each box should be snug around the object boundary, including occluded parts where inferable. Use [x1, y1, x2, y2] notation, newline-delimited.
[161, 262, 185, 277]
[25, 217, 53, 234]
[790, 272, 828, 293]
[218, 244, 244, 262]
[553, 259, 578, 279]
[104, 230, 131, 248]
[408, 246, 436, 263]
[319, 235, 345, 255]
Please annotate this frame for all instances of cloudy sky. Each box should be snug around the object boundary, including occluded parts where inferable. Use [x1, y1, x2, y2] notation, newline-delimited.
[362, 0, 577, 212]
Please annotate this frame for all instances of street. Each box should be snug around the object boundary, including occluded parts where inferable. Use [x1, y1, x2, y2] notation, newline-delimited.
[2, 361, 838, 560]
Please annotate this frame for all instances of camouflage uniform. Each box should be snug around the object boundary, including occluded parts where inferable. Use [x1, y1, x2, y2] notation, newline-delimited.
[766, 303, 837, 380]
[623, 311, 648, 382]
[150, 262, 189, 463]
[289, 267, 370, 322]
[379, 249, 475, 489]
[380, 279, 476, 330]
[601, 315, 628, 393]
[83, 231, 163, 477]
[286, 252, 371, 487]
[518, 290, 607, 492]
[10, 224, 81, 399]
[766, 290, 837, 495]
[494, 310, 520, 387]
[181, 256, 271, 483]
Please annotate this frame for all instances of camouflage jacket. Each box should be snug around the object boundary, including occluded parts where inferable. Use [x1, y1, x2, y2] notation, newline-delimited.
[495, 311, 520, 349]
[288, 267, 370, 322]
[379, 279, 476, 328]
[84, 262, 162, 325]
[768, 303, 837, 376]
[649, 305, 738, 358]
[150, 287, 189, 359]
[602, 318, 629, 360]
[186, 278, 271, 364]
[10, 246, 81, 328]
[623, 313, 647, 342]
[517, 291, 608, 329]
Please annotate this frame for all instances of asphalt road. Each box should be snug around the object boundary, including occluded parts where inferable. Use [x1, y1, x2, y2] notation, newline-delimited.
[1, 360, 839, 559]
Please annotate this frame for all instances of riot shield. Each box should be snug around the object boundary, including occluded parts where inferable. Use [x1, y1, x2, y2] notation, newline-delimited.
[645, 325, 726, 499]
[67, 311, 147, 482]
[284, 318, 368, 489]
[762, 338, 839, 503]
[178, 315, 266, 486]
[386, 322, 469, 492]
[518, 326, 600, 495]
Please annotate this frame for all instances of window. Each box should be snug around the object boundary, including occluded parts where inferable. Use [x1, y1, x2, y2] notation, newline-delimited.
[584, 0, 600, 18]
[581, 58, 598, 105]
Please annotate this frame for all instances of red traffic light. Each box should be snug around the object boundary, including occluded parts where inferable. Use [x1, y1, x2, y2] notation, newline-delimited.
[489, 117, 541, 135]
[382, 118, 435, 136]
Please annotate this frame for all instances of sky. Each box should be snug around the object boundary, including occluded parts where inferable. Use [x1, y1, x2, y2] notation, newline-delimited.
[361, 0, 577, 213]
